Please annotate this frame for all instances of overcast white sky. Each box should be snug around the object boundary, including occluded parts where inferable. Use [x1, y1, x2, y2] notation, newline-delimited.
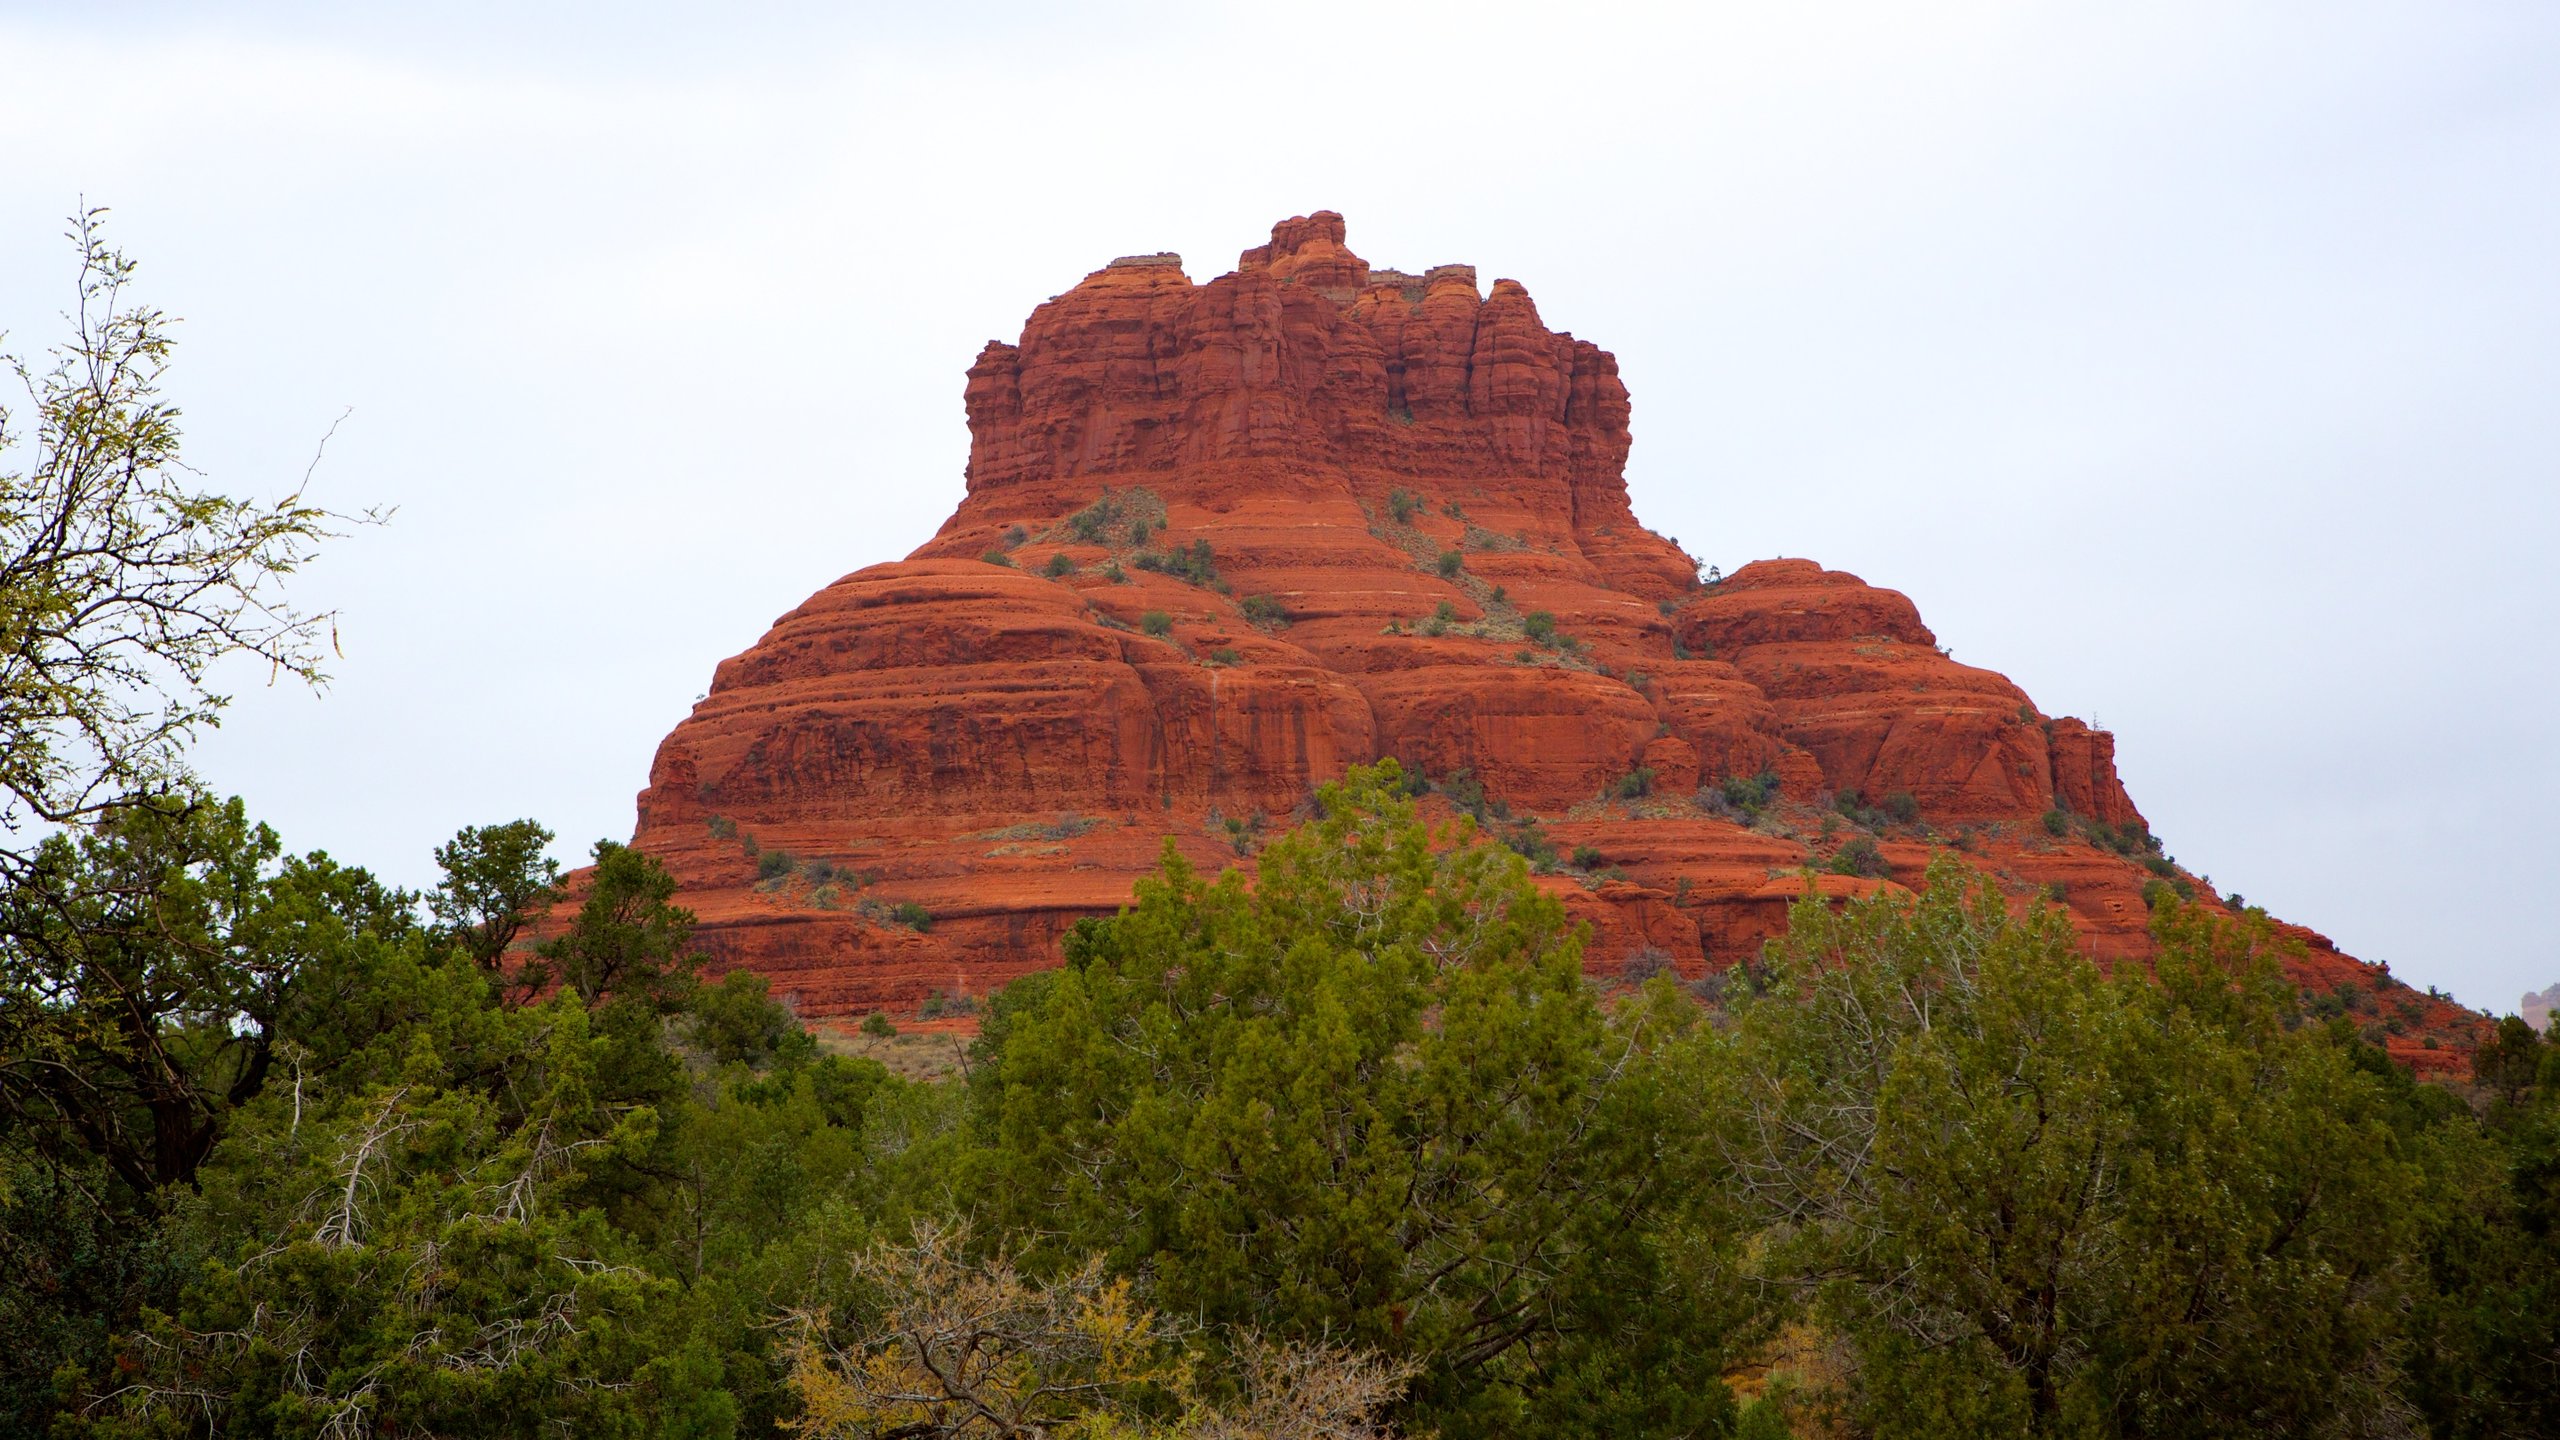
[2, 1, 2552, 1012]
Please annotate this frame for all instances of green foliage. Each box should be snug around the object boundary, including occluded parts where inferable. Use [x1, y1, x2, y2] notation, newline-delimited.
[1386, 487, 1420, 523]
[1521, 610, 1559, 645]
[966, 762, 1754, 1435]
[0, 795, 416, 1199]
[1062, 487, 1162, 547]
[1610, 766, 1657, 800]
[758, 847, 797, 881]
[2042, 807, 2069, 836]
[1134, 538, 1221, 589]
[1042, 550, 1075, 578]
[1833, 788, 1920, 830]
[1501, 817, 1558, 869]
[0, 210, 366, 846]
[1570, 842, 1606, 871]
[1729, 867, 2446, 1437]
[691, 970, 818, 1069]
[1828, 836, 1887, 878]
[525, 840, 701, 1011]
[1208, 647, 1241, 666]
[1715, 769, 1782, 821]
[432, 820, 560, 971]
[889, 900, 932, 932]
[1140, 609, 1173, 637]
[1435, 549, 1464, 578]
[1239, 594, 1289, 627]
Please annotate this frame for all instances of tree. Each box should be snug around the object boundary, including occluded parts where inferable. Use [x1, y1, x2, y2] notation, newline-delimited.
[0, 794, 412, 1200]
[0, 209, 367, 857]
[528, 839, 699, 1009]
[63, 997, 724, 1440]
[431, 818, 562, 971]
[968, 761, 1754, 1437]
[1727, 861, 2435, 1438]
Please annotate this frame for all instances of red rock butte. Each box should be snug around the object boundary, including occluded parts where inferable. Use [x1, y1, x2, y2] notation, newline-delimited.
[627, 212, 2474, 1070]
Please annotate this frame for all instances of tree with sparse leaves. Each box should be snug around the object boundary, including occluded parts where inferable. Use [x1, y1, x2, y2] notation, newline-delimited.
[0, 208, 370, 860]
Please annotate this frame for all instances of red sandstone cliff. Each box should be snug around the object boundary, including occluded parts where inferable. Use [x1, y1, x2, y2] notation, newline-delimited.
[626, 213, 2476, 1071]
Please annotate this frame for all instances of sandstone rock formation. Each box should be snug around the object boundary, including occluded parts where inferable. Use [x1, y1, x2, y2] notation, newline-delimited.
[626, 213, 2480, 1071]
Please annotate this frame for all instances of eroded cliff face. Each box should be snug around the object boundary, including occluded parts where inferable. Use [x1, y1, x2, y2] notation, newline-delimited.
[628, 213, 2475, 1071]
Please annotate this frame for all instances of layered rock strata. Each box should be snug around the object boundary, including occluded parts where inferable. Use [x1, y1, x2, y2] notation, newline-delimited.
[627, 213, 2477, 1071]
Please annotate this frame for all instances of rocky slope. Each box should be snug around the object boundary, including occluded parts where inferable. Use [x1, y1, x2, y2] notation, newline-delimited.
[627, 213, 2478, 1071]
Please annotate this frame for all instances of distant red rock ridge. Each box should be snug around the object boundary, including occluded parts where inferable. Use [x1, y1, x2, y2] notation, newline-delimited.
[623, 212, 2480, 1072]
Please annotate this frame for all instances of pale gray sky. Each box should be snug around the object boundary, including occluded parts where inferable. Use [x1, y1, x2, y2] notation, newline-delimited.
[3, 2, 2552, 1012]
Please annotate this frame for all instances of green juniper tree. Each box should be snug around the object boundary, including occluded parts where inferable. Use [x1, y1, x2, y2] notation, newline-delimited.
[966, 761, 1759, 1437]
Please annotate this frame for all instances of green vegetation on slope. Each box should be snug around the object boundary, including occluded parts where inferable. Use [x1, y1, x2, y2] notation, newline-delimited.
[9, 216, 2560, 1440]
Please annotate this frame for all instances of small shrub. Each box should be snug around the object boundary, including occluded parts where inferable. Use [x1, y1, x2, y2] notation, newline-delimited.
[1043, 551, 1075, 578]
[1444, 500, 1467, 519]
[1571, 844, 1605, 871]
[1004, 524, 1028, 548]
[1622, 946, 1677, 984]
[706, 815, 737, 840]
[1610, 767, 1656, 801]
[1720, 770, 1782, 816]
[981, 549, 1014, 566]
[1104, 561, 1127, 584]
[1438, 768, 1490, 821]
[1129, 519, 1150, 546]
[1490, 585, 1509, 605]
[2041, 808, 2069, 837]
[1504, 820, 1558, 869]
[1239, 594, 1289, 627]
[1134, 538, 1219, 588]
[1522, 611, 1559, 645]
[1140, 610, 1173, 637]
[1882, 791, 1919, 825]
[1830, 837, 1888, 878]
[1209, 647, 1242, 666]
[1436, 549, 1464, 578]
[860, 1011, 898, 1040]
[2141, 878, 2180, 911]
[1625, 670, 1651, 692]
[2042, 880, 2070, 905]
[757, 848, 795, 880]
[1387, 487, 1421, 523]
[890, 900, 933, 932]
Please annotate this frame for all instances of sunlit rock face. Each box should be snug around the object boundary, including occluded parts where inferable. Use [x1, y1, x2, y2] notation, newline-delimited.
[624, 212, 2475, 1072]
